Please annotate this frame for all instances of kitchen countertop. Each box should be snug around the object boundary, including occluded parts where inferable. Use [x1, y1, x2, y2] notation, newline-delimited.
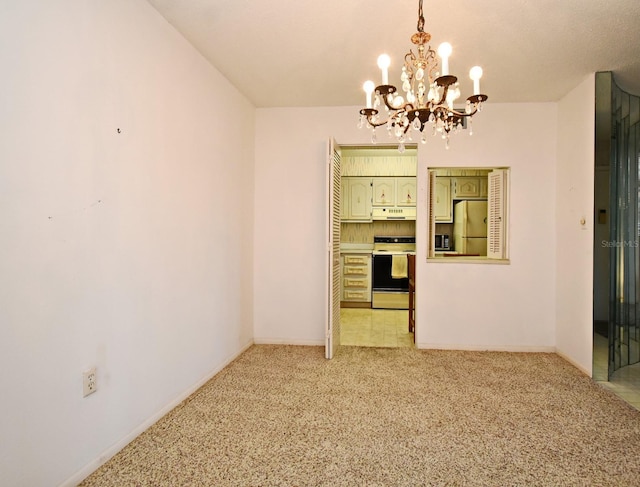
[340, 243, 374, 254]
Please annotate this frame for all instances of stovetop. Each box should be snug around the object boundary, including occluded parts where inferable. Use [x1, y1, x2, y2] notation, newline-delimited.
[373, 236, 416, 244]
[372, 236, 416, 253]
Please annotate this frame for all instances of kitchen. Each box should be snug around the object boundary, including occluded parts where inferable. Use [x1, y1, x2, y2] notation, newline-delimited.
[432, 169, 491, 257]
[340, 150, 493, 348]
[339, 145, 418, 348]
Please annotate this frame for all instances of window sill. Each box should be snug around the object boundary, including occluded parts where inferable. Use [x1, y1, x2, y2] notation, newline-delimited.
[427, 256, 510, 264]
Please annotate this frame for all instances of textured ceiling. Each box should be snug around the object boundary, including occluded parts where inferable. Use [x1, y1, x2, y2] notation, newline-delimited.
[146, 0, 640, 107]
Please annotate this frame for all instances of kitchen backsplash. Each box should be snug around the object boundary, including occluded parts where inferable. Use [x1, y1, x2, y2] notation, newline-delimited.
[341, 221, 416, 243]
[341, 148, 417, 177]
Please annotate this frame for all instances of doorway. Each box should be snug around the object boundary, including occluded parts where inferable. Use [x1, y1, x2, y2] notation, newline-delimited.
[338, 145, 418, 349]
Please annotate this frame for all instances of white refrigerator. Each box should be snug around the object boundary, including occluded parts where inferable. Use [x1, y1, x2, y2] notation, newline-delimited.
[453, 200, 488, 255]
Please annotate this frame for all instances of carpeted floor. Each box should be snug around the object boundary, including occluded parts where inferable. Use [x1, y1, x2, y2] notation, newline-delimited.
[80, 345, 640, 486]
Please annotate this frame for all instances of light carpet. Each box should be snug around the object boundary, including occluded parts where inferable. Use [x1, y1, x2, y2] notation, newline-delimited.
[80, 345, 640, 486]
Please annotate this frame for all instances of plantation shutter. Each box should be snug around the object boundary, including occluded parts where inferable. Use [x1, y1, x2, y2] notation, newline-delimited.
[428, 170, 437, 258]
[487, 169, 508, 260]
[326, 138, 341, 359]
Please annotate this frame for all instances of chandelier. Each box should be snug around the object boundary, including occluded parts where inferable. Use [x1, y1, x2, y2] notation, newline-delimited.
[358, 0, 488, 151]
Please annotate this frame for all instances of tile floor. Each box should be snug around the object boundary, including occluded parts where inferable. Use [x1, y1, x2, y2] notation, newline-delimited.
[593, 332, 640, 410]
[340, 308, 414, 348]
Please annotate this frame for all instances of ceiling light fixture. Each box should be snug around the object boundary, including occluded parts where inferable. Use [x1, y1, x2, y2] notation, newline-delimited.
[358, 0, 488, 151]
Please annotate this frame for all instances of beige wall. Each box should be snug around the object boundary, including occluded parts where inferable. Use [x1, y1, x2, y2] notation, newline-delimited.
[415, 103, 558, 351]
[254, 103, 560, 353]
[0, 1, 255, 485]
[555, 74, 596, 374]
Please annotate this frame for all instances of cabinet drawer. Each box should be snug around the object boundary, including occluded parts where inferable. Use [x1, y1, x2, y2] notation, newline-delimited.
[344, 265, 367, 276]
[344, 277, 368, 288]
[343, 289, 370, 300]
[343, 255, 369, 265]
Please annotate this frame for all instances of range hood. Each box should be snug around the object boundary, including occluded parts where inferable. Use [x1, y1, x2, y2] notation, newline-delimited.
[371, 207, 416, 220]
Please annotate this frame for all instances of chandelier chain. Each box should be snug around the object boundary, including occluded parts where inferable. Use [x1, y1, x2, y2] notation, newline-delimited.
[417, 0, 425, 33]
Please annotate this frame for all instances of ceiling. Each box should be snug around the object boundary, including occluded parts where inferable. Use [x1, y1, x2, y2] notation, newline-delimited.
[145, 0, 640, 108]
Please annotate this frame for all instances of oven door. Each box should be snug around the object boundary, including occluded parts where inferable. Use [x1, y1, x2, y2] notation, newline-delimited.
[372, 253, 409, 291]
[371, 253, 410, 309]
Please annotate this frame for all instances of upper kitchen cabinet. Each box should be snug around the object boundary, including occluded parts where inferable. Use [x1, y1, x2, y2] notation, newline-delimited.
[453, 177, 484, 199]
[340, 146, 417, 222]
[372, 177, 416, 207]
[342, 177, 372, 221]
[434, 177, 452, 222]
[480, 178, 488, 198]
[372, 178, 395, 206]
[397, 177, 417, 206]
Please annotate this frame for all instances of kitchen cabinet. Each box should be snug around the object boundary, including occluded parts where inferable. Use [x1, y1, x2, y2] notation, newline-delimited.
[480, 177, 488, 197]
[342, 177, 372, 221]
[341, 253, 372, 304]
[396, 177, 417, 206]
[372, 177, 416, 207]
[453, 177, 488, 199]
[434, 177, 452, 222]
[372, 178, 395, 206]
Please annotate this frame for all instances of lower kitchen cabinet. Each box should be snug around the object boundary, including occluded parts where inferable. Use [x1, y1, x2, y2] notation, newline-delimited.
[340, 253, 371, 305]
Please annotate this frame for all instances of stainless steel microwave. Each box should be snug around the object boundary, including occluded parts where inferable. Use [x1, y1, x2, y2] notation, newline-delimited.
[435, 234, 450, 250]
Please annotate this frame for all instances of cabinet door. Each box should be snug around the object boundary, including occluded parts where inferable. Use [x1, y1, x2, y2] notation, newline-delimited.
[345, 178, 372, 220]
[372, 178, 395, 206]
[453, 177, 481, 198]
[341, 179, 349, 220]
[480, 177, 488, 198]
[434, 177, 452, 222]
[396, 177, 417, 207]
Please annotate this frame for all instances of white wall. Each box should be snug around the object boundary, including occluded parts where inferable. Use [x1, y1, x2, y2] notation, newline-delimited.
[0, 1, 255, 486]
[416, 104, 558, 351]
[253, 107, 373, 344]
[254, 104, 558, 352]
[555, 74, 596, 374]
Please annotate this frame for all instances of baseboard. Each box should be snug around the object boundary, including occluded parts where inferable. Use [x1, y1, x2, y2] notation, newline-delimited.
[416, 342, 557, 353]
[61, 339, 254, 487]
[555, 349, 592, 377]
[253, 338, 325, 346]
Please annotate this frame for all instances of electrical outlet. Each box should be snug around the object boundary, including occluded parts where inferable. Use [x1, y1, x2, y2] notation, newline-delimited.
[83, 367, 97, 397]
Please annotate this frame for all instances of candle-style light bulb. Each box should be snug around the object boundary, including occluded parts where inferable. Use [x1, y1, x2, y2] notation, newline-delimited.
[437, 42, 452, 76]
[377, 54, 391, 85]
[469, 66, 483, 95]
[363, 80, 375, 108]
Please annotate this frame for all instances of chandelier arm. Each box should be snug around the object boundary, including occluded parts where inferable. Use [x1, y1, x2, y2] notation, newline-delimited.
[379, 93, 416, 116]
[448, 107, 478, 118]
[436, 84, 450, 106]
[404, 50, 417, 67]
[366, 116, 388, 128]
[380, 94, 397, 111]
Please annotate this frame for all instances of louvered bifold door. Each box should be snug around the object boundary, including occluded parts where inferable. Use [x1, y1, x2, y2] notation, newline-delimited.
[487, 169, 508, 260]
[326, 138, 341, 359]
